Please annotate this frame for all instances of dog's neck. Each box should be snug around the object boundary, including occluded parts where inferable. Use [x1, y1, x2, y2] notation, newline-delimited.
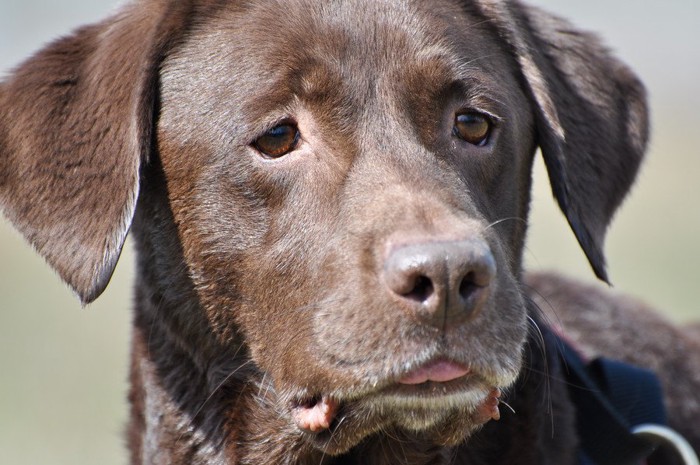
[125, 281, 577, 465]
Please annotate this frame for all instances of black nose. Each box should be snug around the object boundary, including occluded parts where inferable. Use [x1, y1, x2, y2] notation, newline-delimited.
[383, 240, 496, 327]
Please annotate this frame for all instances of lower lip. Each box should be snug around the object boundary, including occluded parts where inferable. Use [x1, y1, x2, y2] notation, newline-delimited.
[398, 360, 471, 385]
[379, 375, 487, 405]
[376, 360, 488, 402]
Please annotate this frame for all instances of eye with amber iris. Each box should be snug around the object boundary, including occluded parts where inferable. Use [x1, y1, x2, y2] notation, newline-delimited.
[252, 122, 300, 158]
[453, 112, 492, 146]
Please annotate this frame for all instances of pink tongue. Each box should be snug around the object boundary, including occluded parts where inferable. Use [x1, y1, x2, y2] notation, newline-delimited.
[399, 360, 470, 385]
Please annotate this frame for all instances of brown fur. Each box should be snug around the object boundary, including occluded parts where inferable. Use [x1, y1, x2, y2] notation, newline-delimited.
[1, 0, 696, 464]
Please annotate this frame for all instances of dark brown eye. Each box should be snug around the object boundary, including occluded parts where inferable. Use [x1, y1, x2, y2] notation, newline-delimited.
[253, 123, 300, 158]
[453, 112, 491, 146]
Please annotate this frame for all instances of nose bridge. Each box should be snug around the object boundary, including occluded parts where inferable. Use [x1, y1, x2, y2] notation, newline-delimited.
[352, 74, 432, 169]
[347, 120, 469, 223]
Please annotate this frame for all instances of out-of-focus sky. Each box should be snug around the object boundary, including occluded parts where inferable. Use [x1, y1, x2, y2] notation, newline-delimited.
[0, 1, 698, 464]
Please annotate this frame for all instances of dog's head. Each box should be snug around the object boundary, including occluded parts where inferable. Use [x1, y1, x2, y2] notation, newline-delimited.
[0, 0, 647, 454]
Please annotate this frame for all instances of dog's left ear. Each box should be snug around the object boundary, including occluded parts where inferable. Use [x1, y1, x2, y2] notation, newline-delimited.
[473, 1, 649, 282]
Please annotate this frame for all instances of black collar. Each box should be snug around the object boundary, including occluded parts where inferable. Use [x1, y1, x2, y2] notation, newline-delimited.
[557, 335, 666, 465]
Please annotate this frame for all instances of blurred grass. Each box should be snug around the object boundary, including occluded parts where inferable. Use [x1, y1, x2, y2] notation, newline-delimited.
[0, 1, 698, 464]
[0, 231, 132, 465]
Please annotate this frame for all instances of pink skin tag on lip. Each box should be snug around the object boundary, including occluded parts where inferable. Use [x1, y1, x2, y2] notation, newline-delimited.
[293, 397, 339, 432]
[478, 388, 502, 422]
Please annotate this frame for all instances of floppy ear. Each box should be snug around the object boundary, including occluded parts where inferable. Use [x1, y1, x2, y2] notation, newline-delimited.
[0, 2, 192, 303]
[473, 0, 649, 282]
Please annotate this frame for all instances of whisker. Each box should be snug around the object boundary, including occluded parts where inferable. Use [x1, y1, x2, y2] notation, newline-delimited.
[499, 399, 517, 415]
[526, 315, 547, 360]
[483, 216, 527, 232]
[525, 312, 555, 435]
[257, 371, 269, 399]
[176, 356, 252, 444]
[319, 413, 349, 465]
[520, 365, 598, 393]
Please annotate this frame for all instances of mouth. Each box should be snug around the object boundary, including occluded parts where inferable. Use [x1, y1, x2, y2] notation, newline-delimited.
[291, 358, 502, 433]
[396, 358, 471, 384]
[374, 359, 500, 418]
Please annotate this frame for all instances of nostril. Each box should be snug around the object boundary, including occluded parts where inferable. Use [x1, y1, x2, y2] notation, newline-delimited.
[404, 275, 434, 302]
[458, 271, 479, 300]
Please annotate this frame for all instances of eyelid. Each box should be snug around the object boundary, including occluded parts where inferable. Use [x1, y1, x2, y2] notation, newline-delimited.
[252, 117, 298, 140]
[242, 109, 297, 144]
[457, 106, 502, 125]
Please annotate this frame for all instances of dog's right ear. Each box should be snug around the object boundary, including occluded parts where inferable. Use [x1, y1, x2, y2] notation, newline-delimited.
[0, 2, 192, 304]
[472, 0, 649, 283]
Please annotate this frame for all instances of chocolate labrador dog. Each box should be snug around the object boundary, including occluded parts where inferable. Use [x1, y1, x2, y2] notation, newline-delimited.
[1, 0, 698, 464]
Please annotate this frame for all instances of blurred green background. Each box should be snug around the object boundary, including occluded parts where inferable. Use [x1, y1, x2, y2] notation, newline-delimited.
[0, 1, 698, 464]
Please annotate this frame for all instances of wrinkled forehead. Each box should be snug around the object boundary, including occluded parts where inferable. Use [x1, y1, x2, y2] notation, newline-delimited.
[163, 0, 520, 135]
